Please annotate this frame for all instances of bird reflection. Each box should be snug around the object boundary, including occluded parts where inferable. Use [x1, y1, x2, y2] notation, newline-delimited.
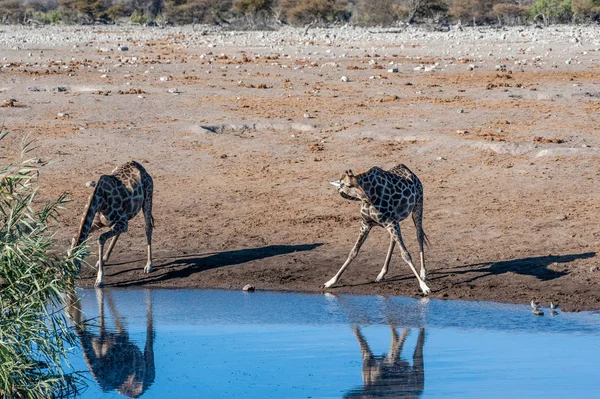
[68, 289, 155, 398]
[345, 326, 425, 399]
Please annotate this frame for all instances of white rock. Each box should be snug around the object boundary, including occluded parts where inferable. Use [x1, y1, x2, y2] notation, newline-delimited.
[340, 76, 349, 82]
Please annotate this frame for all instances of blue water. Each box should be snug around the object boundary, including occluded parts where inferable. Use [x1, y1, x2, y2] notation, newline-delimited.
[68, 288, 600, 398]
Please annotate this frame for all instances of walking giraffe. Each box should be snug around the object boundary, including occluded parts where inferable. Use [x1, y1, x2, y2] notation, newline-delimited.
[70, 161, 154, 287]
[325, 164, 431, 294]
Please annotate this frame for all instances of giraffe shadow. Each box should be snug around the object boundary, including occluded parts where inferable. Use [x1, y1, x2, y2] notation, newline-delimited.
[430, 251, 596, 283]
[112, 243, 322, 287]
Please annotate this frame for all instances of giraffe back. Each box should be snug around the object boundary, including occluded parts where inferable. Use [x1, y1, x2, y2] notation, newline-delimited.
[95, 161, 153, 226]
[355, 164, 423, 225]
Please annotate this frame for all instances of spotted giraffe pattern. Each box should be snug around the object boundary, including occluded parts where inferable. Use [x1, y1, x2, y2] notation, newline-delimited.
[324, 164, 431, 294]
[72, 161, 154, 287]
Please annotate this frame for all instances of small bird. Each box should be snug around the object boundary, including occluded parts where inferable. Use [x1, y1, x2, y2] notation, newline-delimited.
[532, 308, 544, 316]
[531, 299, 544, 316]
[550, 301, 559, 314]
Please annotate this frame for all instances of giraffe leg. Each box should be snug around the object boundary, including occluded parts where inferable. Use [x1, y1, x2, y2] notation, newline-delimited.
[386, 327, 409, 366]
[386, 222, 431, 294]
[102, 234, 120, 263]
[142, 188, 154, 274]
[376, 238, 395, 282]
[353, 326, 374, 363]
[412, 195, 427, 281]
[95, 221, 128, 287]
[324, 222, 371, 288]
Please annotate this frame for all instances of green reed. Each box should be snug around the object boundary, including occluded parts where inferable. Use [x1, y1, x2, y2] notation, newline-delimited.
[0, 131, 86, 398]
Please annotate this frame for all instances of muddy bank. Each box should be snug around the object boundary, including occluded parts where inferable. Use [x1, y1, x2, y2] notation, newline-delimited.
[0, 25, 599, 310]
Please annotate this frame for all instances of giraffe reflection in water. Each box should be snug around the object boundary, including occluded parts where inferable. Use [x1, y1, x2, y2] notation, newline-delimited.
[346, 326, 425, 399]
[68, 289, 155, 398]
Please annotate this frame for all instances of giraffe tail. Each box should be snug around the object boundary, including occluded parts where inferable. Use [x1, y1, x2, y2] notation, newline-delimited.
[422, 230, 431, 248]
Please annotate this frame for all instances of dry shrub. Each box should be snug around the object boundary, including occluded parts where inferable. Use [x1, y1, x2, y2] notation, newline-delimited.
[278, 0, 351, 25]
[492, 3, 529, 24]
[572, 0, 600, 21]
[0, 0, 27, 23]
[163, 0, 233, 24]
[353, 0, 400, 26]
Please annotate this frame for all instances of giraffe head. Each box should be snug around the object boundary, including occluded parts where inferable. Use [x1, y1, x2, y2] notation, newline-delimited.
[331, 170, 368, 202]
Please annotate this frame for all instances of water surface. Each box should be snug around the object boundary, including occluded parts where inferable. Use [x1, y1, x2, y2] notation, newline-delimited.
[68, 288, 600, 398]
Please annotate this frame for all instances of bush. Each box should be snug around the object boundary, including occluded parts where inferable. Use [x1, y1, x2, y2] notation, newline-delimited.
[572, 0, 600, 21]
[58, 0, 110, 23]
[234, 0, 275, 16]
[31, 10, 62, 24]
[0, 0, 28, 24]
[448, 0, 498, 25]
[0, 131, 86, 398]
[492, 3, 529, 24]
[278, 0, 351, 25]
[163, 0, 233, 24]
[530, 0, 573, 24]
[353, 0, 400, 26]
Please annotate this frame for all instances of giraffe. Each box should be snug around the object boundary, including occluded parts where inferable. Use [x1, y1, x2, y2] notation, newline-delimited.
[70, 161, 154, 287]
[324, 164, 431, 294]
[345, 326, 425, 399]
[67, 289, 155, 398]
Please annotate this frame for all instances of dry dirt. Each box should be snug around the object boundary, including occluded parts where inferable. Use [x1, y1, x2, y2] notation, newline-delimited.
[1, 25, 600, 311]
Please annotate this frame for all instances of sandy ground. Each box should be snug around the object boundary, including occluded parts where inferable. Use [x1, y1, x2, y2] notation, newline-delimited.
[1, 25, 600, 311]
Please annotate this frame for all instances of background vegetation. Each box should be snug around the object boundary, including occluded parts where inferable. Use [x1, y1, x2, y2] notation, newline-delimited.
[0, 0, 598, 26]
[0, 132, 85, 399]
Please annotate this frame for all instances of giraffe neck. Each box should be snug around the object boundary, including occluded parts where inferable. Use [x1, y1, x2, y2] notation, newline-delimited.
[73, 185, 101, 248]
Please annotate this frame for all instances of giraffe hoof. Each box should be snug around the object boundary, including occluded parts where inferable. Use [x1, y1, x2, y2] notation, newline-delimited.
[94, 280, 104, 288]
[375, 274, 385, 282]
[323, 279, 336, 288]
[420, 285, 431, 295]
[144, 264, 153, 273]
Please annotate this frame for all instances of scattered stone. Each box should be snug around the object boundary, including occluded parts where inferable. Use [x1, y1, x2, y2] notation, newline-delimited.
[118, 46, 129, 51]
[27, 87, 41, 92]
[53, 87, 69, 93]
[242, 284, 255, 292]
[57, 112, 69, 118]
[117, 88, 145, 95]
[168, 88, 181, 94]
[340, 76, 349, 82]
[387, 67, 399, 73]
[533, 136, 565, 144]
[308, 143, 324, 152]
[555, 215, 568, 221]
[85, 181, 96, 188]
[456, 130, 469, 135]
[457, 108, 464, 113]
[590, 266, 599, 273]
[0, 99, 17, 107]
[303, 113, 311, 119]
[159, 76, 172, 82]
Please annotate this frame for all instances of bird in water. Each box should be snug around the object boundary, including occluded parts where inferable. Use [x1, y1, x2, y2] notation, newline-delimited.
[531, 299, 544, 316]
[550, 301, 559, 314]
